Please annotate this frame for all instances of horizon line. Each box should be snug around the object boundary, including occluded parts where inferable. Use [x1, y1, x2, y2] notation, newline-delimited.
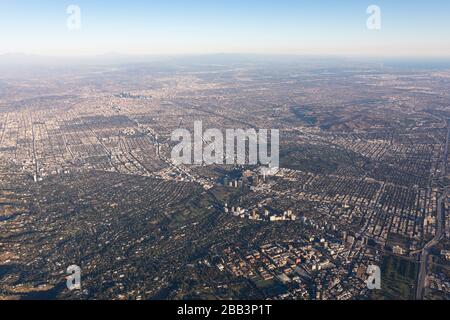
[2, 52, 450, 60]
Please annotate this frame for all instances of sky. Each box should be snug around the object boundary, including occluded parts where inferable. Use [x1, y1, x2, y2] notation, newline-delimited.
[0, 0, 449, 57]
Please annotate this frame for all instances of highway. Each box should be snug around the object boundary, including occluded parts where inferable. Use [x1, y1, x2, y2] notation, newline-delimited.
[415, 120, 449, 300]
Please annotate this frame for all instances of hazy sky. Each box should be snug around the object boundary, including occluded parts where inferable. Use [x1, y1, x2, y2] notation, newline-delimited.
[1, 0, 449, 57]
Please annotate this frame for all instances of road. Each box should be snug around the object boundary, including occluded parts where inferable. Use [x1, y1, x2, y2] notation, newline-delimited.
[415, 120, 449, 300]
